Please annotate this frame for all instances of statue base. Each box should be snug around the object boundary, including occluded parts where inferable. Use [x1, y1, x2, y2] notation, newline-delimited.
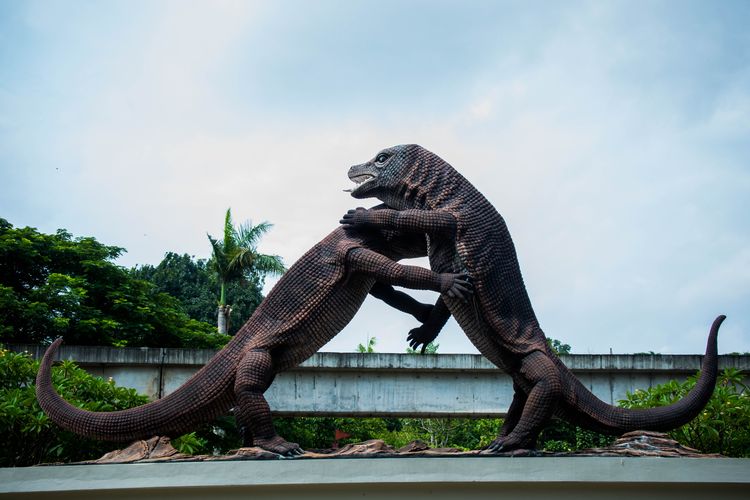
[58, 430, 723, 465]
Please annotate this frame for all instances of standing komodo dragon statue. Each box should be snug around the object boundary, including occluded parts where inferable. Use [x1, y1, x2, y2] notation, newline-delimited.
[341, 143, 726, 452]
[36, 213, 472, 456]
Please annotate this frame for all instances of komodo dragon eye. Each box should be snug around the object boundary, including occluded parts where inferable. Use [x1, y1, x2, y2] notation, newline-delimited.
[375, 153, 390, 164]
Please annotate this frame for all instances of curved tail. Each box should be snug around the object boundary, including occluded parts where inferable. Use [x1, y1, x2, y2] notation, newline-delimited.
[563, 315, 725, 434]
[36, 338, 241, 441]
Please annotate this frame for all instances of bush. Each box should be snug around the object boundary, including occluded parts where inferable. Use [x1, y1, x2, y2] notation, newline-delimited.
[620, 368, 750, 457]
[0, 345, 153, 465]
[273, 416, 502, 451]
[538, 419, 613, 452]
[173, 415, 243, 455]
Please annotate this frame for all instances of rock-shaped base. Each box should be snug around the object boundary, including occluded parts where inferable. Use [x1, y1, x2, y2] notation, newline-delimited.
[66, 431, 723, 464]
[95, 436, 189, 463]
[571, 430, 724, 458]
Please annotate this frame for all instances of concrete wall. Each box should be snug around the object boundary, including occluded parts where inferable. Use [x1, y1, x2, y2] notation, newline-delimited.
[2, 457, 749, 499]
[12, 344, 749, 417]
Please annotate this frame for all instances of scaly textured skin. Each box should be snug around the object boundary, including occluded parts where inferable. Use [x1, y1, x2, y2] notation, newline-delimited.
[342, 144, 726, 451]
[36, 216, 472, 456]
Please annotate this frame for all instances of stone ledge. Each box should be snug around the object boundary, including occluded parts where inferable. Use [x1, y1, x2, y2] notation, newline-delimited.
[2, 456, 748, 499]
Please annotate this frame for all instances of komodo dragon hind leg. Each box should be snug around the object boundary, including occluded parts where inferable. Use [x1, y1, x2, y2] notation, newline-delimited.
[496, 381, 527, 439]
[486, 351, 561, 452]
[234, 349, 303, 456]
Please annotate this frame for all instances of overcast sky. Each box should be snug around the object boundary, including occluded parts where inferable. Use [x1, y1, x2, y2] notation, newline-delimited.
[1, 0, 748, 354]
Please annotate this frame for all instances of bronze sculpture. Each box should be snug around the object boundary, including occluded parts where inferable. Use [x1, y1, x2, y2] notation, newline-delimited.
[341, 144, 725, 451]
[36, 216, 471, 455]
[35, 144, 724, 457]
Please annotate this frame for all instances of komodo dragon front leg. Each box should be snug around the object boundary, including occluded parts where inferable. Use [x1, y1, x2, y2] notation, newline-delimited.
[342, 206, 561, 451]
[341, 209, 456, 353]
[233, 248, 472, 456]
[341, 207, 457, 238]
[406, 298, 451, 353]
[346, 247, 472, 301]
[369, 282, 434, 323]
[342, 208, 455, 353]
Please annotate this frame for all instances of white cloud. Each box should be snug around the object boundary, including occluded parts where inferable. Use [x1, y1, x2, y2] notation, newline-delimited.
[3, 0, 748, 355]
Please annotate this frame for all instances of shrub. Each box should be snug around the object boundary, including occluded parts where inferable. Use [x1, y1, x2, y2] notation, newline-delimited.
[0, 345, 150, 465]
[620, 368, 750, 457]
[538, 419, 613, 452]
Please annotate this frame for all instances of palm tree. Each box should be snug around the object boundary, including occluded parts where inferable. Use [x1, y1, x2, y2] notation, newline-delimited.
[208, 208, 286, 334]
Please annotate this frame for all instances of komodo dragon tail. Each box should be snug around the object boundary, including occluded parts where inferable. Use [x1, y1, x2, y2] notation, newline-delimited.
[36, 338, 240, 441]
[559, 315, 726, 434]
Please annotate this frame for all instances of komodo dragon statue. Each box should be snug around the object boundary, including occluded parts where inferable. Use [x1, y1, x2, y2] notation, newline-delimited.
[36, 211, 472, 456]
[340, 143, 726, 452]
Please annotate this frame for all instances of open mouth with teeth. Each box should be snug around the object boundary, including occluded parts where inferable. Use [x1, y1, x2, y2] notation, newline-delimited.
[344, 173, 377, 194]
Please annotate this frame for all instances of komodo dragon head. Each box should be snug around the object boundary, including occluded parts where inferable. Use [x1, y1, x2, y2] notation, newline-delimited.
[346, 144, 451, 210]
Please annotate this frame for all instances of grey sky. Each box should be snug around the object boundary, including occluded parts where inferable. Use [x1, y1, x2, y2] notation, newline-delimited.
[1, 0, 748, 354]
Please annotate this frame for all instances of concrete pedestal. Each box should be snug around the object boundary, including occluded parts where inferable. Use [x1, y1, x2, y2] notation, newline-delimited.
[2, 457, 748, 499]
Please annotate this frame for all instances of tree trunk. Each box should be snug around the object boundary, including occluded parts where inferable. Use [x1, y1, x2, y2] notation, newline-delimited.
[217, 304, 231, 334]
[217, 281, 231, 334]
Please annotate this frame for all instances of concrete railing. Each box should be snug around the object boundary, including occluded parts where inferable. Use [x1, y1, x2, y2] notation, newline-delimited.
[11, 344, 750, 417]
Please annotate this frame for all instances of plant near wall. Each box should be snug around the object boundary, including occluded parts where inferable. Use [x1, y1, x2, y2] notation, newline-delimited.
[0, 346, 150, 466]
[0, 346, 248, 464]
[620, 368, 750, 457]
[356, 336, 377, 353]
[537, 418, 614, 452]
[397, 342, 501, 449]
[405, 342, 439, 355]
[173, 415, 243, 455]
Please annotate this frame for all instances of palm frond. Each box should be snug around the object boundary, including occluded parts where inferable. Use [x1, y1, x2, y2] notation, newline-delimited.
[210, 209, 285, 316]
[207, 233, 228, 275]
[235, 221, 273, 249]
[223, 208, 236, 252]
[250, 253, 286, 276]
[228, 246, 255, 274]
[228, 249, 285, 277]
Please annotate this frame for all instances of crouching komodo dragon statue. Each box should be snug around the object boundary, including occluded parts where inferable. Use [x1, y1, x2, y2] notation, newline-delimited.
[341, 143, 726, 452]
[36, 213, 472, 456]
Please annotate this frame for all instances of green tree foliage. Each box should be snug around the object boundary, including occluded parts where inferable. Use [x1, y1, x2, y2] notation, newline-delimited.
[0, 345, 243, 464]
[389, 417, 500, 449]
[131, 252, 264, 335]
[0, 345, 149, 466]
[620, 368, 750, 457]
[207, 209, 285, 334]
[0, 219, 227, 348]
[538, 419, 613, 452]
[272, 416, 501, 451]
[399, 341, 501, 449]
[274, 417, 354, 450]
[547, 337, 571, 355]
[272, 340, 503, 452]
[168, 415, 248, 456]
[331, 338, 500, 450]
